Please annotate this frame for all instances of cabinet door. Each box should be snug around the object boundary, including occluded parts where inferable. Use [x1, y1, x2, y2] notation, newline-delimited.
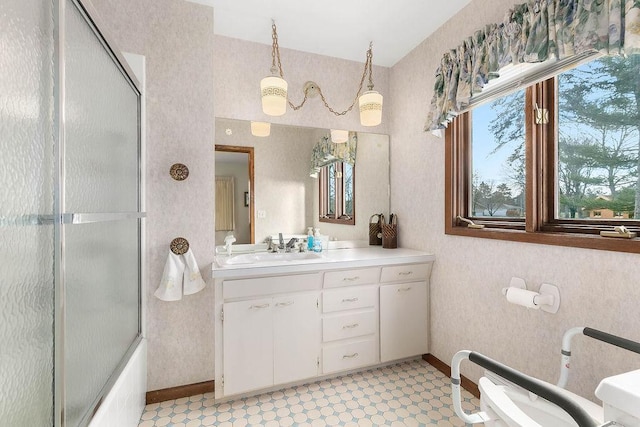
[273, 293, 320, 385]
[380, 281, 428, 362]
[223, 298, 273, 395]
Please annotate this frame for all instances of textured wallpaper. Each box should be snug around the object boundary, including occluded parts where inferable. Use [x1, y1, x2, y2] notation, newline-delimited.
[90, 0, 215, 391]
[89, 0, 640, 401]
[389, 0, 640, 401]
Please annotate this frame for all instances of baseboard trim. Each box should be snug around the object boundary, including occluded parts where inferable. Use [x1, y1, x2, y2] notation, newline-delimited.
[145, 355, 476, 404]
[423, 354, 480, 399]
[146, 380, 215, 404]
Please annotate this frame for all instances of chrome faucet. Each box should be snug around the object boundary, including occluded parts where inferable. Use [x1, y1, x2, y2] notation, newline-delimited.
[266, 234, 299, 252]
[285, 238, 298, 252]
[223, 233, 236, 256]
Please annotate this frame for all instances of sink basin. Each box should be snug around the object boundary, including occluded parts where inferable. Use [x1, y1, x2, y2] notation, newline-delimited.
[216, 251, 326, 267]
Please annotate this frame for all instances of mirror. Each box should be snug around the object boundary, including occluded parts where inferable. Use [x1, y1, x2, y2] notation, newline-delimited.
[215, 145, 254, 245]
[215, 118, 389, 243]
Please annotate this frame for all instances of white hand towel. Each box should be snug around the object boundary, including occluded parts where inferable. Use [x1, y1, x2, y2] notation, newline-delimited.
[155, 251, 186, 301]
[183, 248, 206, 295]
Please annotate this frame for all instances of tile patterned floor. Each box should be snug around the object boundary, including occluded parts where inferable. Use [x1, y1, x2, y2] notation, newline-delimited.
[138, 359, 479, 426]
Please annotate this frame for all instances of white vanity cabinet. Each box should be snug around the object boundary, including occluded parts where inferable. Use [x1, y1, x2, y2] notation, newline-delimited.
[219, 273, 322, 397]
[273, 293, 320, 385]
[214, 248, 434, 401]
[222, 292, 321, 396]
[223, 298, 274, 395]
[379, 263, 431, 362]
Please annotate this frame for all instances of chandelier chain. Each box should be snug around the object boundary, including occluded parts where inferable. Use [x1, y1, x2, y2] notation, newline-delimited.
[271, 22, 283, 76]
[269, 22, 375, 115]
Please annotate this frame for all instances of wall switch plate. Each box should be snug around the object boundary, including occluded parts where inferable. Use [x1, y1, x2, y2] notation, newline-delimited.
[257, 210, 266, 219]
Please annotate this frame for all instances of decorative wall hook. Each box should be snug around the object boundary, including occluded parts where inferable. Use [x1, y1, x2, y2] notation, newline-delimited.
[170, 163, 189, 181]
[170, 237, 189, 255]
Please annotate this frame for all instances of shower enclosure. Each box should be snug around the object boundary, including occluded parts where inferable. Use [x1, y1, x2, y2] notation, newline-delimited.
[1, 0, 143, 425]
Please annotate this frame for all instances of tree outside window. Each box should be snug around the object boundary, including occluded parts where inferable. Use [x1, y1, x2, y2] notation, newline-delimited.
[446, 54, 640, 253]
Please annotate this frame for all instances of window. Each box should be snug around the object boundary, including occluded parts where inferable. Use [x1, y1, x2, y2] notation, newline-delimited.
[319, 161, 355, 225]
[470, 89, 526, 219]
[446, 55, 640, 253]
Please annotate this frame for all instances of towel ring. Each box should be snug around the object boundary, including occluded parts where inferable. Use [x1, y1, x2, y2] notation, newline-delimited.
[170, 163, 189, 181]
[170, 237, 189, 255]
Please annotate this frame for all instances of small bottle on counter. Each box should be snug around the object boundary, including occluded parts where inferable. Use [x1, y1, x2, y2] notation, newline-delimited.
[307, 227, 314, 251]
[313, 228, 322, 252]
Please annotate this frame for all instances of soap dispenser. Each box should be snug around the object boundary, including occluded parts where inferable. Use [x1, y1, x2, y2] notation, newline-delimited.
[313, 228, 322, 252]
[307, 227, 314, 250]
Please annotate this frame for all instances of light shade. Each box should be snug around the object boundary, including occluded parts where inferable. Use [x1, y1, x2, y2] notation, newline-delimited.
[250, 121, 271, 137]
[359, 90, 383, 126]
[330, 129, 349, 143]
[261, 76, 288, 116]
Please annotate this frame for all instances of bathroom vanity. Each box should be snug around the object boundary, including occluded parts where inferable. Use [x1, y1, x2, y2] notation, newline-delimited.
[212, 247, 434, 400]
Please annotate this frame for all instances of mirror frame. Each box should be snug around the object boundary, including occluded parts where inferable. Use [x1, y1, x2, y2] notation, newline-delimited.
[215, 144, 255, 243]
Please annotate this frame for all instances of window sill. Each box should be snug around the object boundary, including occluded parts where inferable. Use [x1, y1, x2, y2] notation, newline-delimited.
[319, 217, 355, 226]
[445, 225, 640, 254]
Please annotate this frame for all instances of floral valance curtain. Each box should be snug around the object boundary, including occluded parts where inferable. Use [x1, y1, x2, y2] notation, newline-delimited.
[309, 132, 357, 178]
[426, 0, 640, 132]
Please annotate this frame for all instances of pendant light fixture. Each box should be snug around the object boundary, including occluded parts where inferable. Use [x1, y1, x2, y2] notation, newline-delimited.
[250, 121, 271, 137]
[260, 77, 287, 116]
[330, 129, 349, 143]
[261, 21, 383, 127]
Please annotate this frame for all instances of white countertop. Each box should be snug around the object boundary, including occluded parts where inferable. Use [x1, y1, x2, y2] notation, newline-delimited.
[212, 247, 435, 279]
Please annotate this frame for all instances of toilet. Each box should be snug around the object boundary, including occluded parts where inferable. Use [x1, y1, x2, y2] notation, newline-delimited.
[479, 369, 640, 427]
[595, 369, 640, 427]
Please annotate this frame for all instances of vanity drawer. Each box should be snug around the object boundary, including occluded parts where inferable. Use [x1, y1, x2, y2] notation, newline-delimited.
[322, 286, 377, 313]
[380, 263, 431, 283]
[323, 310, 376, 342]
[323, 267, 379, 289]
[322, 338, 377, 374]
[223, 273, 321, 299]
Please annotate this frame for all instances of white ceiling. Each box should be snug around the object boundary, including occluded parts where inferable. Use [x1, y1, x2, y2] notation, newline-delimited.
[188, 0, 472, 67]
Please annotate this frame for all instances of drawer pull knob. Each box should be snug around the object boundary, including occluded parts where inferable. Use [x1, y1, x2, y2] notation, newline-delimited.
[342, 352, 359, 359]
[342, 297, 359, 303]
[276, 301, 294, 307]
[250, 303, 270, 309]
[343, 276, 360, 282]
[397, 287, 412, 292]
[398, 271, 413, 276]
[343, 323, 359, 329]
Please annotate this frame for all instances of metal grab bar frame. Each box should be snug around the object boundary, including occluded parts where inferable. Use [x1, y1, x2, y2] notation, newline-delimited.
[452, 326, 640, 427]
[557, 327, 640, 388]
[451, 350, 599, 427]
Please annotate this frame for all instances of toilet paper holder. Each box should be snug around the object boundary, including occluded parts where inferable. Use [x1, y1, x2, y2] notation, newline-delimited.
[502, 277, 561, 314]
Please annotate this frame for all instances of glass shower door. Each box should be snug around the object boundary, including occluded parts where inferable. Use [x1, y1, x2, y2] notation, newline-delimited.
[1, 0, 142, 425]
[0, 0, 55, 425]
[62, 1, 142, 425]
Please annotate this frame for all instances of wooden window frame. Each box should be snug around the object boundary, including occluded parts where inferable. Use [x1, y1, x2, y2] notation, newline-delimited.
[445, 78, 640, 254]
[319, 162, 356, 225]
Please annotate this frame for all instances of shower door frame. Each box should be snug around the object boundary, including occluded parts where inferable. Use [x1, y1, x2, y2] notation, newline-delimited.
[53, 0, 145, 426]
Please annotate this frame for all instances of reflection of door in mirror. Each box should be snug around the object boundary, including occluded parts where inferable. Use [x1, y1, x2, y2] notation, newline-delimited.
[215, 145, 254, 245]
